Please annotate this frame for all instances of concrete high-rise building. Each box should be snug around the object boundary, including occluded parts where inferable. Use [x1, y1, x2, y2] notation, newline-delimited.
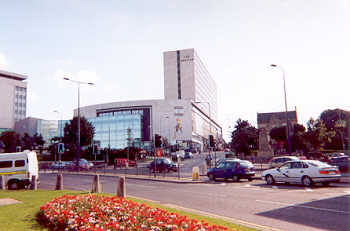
[163, 48, 218, 120]
[75, 48, 222, 151]
[0, 70, 27, 133]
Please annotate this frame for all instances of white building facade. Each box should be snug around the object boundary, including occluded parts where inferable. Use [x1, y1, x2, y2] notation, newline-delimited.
[0, 70, 27, 133]
[74, 48, 222, 151]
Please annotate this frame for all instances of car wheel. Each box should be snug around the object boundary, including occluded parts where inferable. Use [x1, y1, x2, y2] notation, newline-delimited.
[248, 177, 253, 182]
[265, 175, 275, 185]
[208, 174, 215, 181]
[8, 180, 19, 190]
[302, 176, 313, 187]
[232, 175, 240, 182]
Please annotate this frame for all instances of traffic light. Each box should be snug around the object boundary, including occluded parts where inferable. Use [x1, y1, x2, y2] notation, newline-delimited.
[58, 143, 64, 153]
[155, 134, 162, 148]
[209, 135, 215, 147]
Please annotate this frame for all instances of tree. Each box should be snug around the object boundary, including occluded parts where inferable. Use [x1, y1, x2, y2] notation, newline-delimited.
[305, 118, 335, 151]
[269, 126, 287, 143]
[22, 133, 33, 150]
[0, 131, 21, 152]
[320, 109, 349, 150]
[230, 119, 258, 156]
[291, 124, 307, 152]
[63, 116, 95, 156]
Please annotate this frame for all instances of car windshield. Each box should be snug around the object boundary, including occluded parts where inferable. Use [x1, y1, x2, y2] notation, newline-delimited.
[306, 160, 331, 168]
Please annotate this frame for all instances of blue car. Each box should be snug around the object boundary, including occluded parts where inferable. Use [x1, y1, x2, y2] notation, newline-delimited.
[207, 159, 255, 182]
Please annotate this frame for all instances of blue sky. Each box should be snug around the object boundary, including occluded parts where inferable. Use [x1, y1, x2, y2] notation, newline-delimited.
[1, 0, 349, 140]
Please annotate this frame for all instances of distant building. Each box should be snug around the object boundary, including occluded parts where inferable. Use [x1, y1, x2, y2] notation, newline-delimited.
[75, 48, 222, 151]
[257, 110, 298, 157]
[15, 117, 69, 146]
[0, 70, 27, 133]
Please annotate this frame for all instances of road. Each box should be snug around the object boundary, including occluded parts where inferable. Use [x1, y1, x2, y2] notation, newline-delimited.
[39, 173, 350, 231]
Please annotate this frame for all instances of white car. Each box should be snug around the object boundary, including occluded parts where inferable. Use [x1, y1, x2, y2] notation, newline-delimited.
[262, 160, 341, 187]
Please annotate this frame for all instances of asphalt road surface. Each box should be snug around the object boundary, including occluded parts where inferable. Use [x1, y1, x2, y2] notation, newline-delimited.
[39, 173, 350, 231]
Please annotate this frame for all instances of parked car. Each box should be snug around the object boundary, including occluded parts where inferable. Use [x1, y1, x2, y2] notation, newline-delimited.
[70, 158, 93, 170]
[269, 156, 299, 168]
[329, 153, 348, 159]
[262, 160, 341, 187]
[207, 159, 255, 182]
[184, 150, 193, 159]
[148, 158, 178, 172]
[176, 150, 185, 160]
[51, 161, 71, 169]
[328, 156, 349, 172]
[114, 158, 137, 167]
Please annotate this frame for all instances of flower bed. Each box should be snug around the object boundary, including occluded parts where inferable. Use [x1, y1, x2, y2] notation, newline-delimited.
[39, 194, 238, 231]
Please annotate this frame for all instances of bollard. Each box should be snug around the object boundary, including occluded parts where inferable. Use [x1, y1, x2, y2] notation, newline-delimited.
[116, 176, 126, 198]
[55, 174, 63, 190]
[91, 174, 101, 193]
[201, 163, 207, 175]
[0, 175, 6, 190]
[30, 175, 37, 190]
[192, 166, 200, 181]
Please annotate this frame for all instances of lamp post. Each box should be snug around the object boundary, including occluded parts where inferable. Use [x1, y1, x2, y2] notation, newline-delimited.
[270, 64, 292, 154]
[63, 77, 94, 170]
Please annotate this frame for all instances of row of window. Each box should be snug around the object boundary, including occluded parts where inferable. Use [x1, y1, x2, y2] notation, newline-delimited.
[15, 86, 26, 92]
[0, 160, 25, 168]
[98, 109, 144, 117]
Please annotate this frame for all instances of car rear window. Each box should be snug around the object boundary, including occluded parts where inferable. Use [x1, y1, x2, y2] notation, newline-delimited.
[306, 160, 331, 168]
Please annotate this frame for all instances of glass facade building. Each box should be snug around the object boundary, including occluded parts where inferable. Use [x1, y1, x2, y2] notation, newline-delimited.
[88, 108, 151, 149]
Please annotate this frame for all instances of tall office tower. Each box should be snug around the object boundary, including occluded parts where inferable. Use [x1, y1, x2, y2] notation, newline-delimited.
[163, 48, 218, 120]
[0, 70, 27, 132]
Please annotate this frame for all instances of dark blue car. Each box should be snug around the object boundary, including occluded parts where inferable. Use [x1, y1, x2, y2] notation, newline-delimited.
[207, 159, 255, 182]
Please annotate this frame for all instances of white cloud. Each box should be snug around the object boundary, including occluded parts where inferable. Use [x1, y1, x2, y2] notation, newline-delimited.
[0, 53, 9, 69]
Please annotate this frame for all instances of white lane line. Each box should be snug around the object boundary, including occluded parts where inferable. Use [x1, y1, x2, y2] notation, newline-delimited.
[256, 199, 350, 214]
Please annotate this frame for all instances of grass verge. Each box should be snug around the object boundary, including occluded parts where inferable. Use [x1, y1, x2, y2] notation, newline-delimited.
[0, 190, 259, 231]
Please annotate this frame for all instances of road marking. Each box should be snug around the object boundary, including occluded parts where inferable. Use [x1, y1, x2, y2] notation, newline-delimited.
[244, 184, 251, 187]
[256, 199, 350, 214]
[305, 188, 313, 192]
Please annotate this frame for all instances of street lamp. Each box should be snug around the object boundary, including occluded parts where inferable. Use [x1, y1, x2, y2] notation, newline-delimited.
[63, 77, 94, 170]
[270, 64, 292, 154]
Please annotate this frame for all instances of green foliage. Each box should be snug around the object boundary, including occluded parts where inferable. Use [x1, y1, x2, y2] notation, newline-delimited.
[320, 109, 349, 150]
[269, 126, 286, 142]
[305, 118, 335, 151]
[230, 119, 258, 155]
[63, 116, 95, 156]
[0, 131, 21, 152]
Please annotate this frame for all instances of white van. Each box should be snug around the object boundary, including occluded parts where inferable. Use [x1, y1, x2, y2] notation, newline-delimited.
[0, 150, 39, 189]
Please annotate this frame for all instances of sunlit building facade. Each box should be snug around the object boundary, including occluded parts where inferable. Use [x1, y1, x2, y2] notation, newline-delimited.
[0, 70, 27, 133]
[75, 48, 222, 151]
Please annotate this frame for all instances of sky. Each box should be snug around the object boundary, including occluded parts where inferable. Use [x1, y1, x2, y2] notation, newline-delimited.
[0, 0, 349, 141]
